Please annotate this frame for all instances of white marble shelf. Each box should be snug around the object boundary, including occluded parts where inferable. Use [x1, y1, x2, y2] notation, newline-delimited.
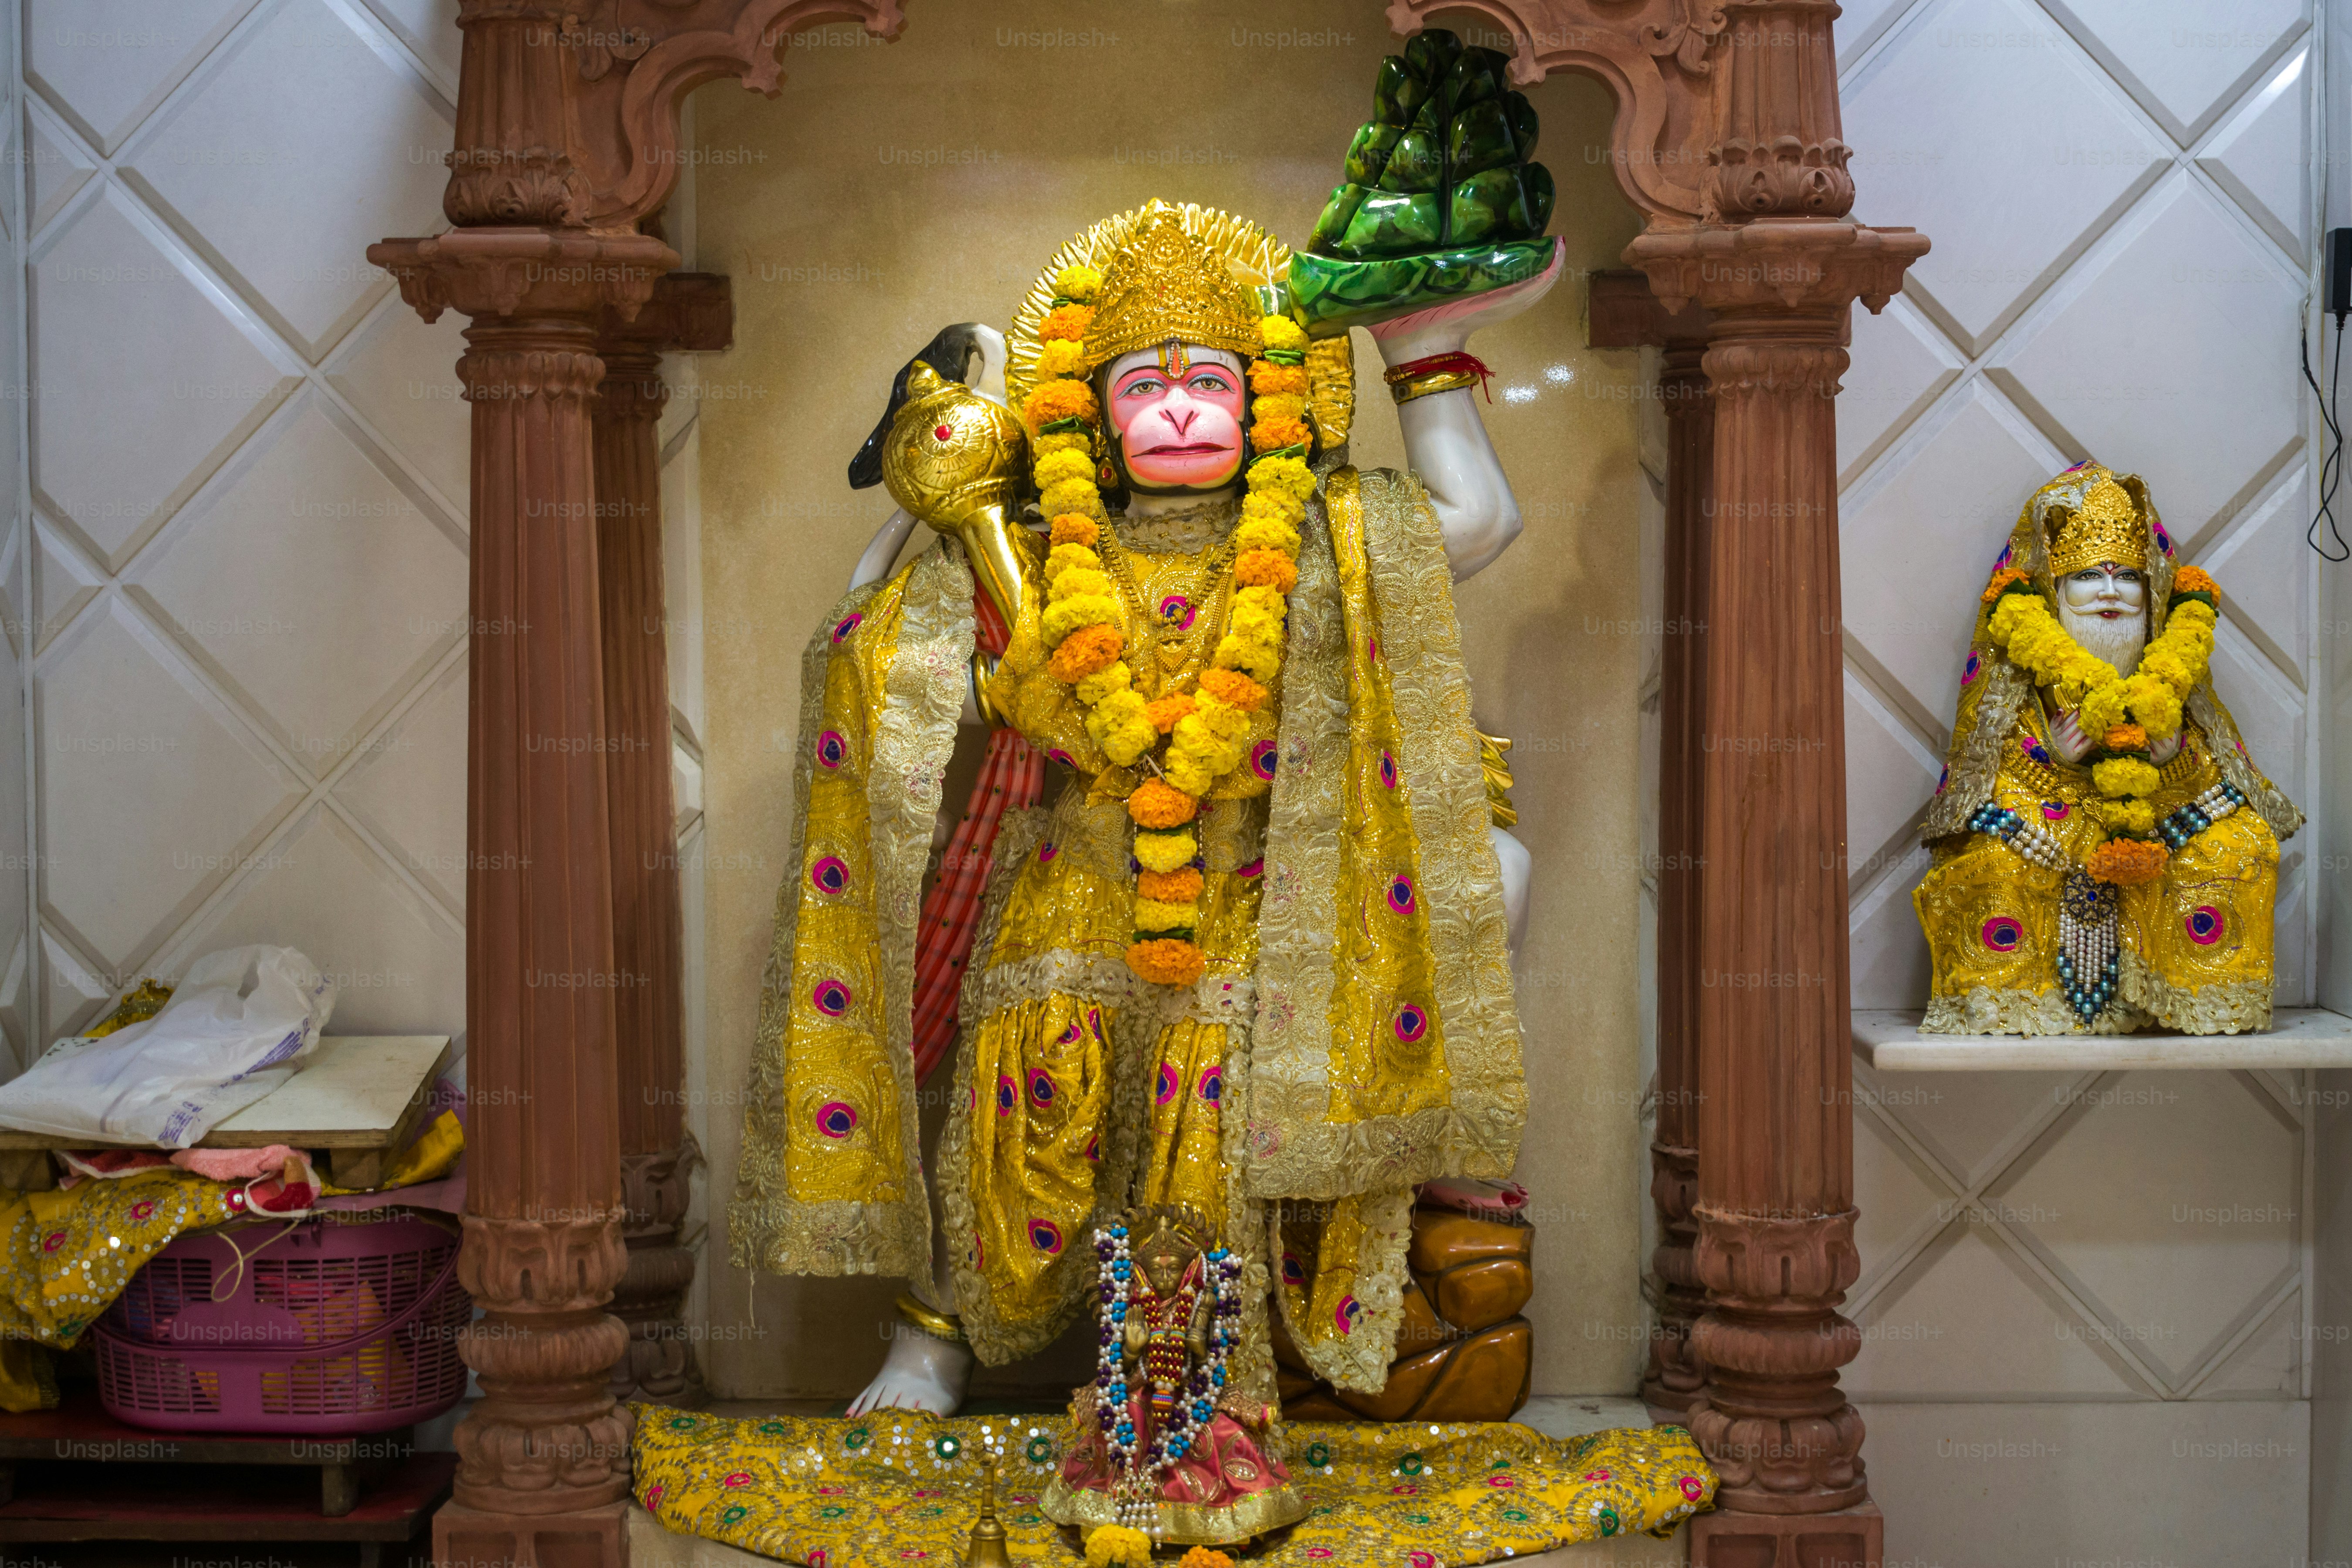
[1855, 1008, 2352, 1072]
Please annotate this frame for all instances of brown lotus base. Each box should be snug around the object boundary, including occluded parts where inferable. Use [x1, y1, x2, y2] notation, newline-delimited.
[436, 1497, 629, 1568]
[1273, 1203, 1534, 1422]
[1690, 1501, 1883, 1568]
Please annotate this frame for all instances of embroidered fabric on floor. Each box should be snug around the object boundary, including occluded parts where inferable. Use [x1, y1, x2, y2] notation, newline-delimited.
[631, 1407, 1714, 1565]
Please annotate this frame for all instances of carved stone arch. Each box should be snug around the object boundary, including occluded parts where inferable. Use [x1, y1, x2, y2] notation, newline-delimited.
[375, 4, 1925, 1564]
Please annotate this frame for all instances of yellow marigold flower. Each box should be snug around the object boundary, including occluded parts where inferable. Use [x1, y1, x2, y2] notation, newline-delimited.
[1125, 938, 1206, 986]
[1232, 515, 1301, 556]
[2092, 757, 2162, 799]
[1128, 777, 1198, 827]
[2077, 684, 2130, 738]
[1024, 379, 1099, 429]
[1133, 896, 1199, 932]
[1046, 542, 1102, 581]
[1086, 1525, 1153, 1568]
[1138, 866, 1203, 903]
[1133, 831, 1198, 874]
[1074, 659, 1131, 704]
[1251, 392, 1307, 424]
[1034, 448, 1095, 489]
[1250, 415, 1313, 454]
[1040, 304, 1095, 343]
[1043, 594, 1120, 647]
[1249, 361, 1308, 396]
[1234, 549, 1298, 593]
[2091, 798, 2157, 835]
[1214, 632, 1283, 684]
[1102, 717, 1159, 767]
[1162, 748, 1219, 797]
[1197, 668, 1267, 711]
[1050, 515, 1100, 548]
[1234, 584, 1288, 621]
[1169, 720, 1240, 774]
[1257, 315, 1307, 351]
[1037, 339, 1086, 379]
[1190, 693, 1251, 743]
[1054, 264, 1103, 303]
[1050, 625, 1122, 683]
[1041, 478, 1105, 520]
[1035, 429, 1091, 458]
[1247, 453, 1315, 500]
[1049, 567, 1112, 603]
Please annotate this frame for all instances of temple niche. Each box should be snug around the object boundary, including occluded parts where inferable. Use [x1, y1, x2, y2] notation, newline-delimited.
[683, 7, 1656, 1415]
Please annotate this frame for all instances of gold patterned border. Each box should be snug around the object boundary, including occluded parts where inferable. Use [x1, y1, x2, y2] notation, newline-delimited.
[1039, 1468, 1311, 1545]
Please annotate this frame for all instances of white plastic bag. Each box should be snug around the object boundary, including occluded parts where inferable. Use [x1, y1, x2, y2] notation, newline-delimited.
[0, 945, 338, 1148]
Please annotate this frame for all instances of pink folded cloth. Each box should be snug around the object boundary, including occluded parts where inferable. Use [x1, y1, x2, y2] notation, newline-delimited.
[169, 1144, 307, 1182]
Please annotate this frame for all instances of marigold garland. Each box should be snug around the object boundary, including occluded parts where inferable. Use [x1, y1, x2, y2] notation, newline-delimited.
[1026, 284, 1309, 981]
[1982, 563, 2224, 885]
[1085, 1525, 1153, 1568]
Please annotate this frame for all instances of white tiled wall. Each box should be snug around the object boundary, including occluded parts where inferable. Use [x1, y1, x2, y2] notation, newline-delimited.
[1836, 3, 2331, 1563]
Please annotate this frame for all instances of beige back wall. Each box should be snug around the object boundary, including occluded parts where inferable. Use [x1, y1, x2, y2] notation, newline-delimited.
[687, 0, 1652, 1400]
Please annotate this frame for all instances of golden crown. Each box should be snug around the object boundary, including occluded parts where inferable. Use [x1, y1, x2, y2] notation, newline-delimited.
[2048, 474, 2147, 576]
[1081, 210, 1264, 374]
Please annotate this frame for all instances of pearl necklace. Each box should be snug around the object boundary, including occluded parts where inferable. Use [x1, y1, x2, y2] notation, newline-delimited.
[1090, 1224, 1242, 1539]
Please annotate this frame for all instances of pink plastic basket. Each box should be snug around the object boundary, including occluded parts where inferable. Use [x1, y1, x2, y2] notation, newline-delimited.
[93, 1212, 469, 1434]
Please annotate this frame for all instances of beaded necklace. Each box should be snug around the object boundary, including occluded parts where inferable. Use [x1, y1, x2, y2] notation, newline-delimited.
[1091, 1223, 1242, 1540]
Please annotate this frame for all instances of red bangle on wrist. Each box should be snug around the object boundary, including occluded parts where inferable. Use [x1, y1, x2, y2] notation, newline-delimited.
[1381, 350, 1495, 402]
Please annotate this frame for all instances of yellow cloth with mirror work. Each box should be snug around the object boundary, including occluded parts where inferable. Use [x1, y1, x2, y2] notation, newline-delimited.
[631, 1406, 1714, 1568]
[729, 466, 1524, 1404]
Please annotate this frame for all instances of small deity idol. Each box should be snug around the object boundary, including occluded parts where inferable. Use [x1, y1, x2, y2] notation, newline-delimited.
[1041, 1206, 1300, 1544]
[1913, 463, 2302, 1035]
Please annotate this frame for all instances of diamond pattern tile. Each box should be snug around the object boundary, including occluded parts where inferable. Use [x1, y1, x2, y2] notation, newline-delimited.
[1990, 177, 2304, 543]
[2045, 0, 2305, 141]
[324, 298, 469, 511]
[2197, 47, 2310, 256]
[173, 801, 463, 1035]
[355, 0, 461, 95]
[24, 102, 96, 233]
[120, 0, 452, 360]
[1838, 295, 1962, 487]
[31, 188, 296, 569]
[1840, 383, 2060, 719]
[35, 602, 301, 970]
[1996, 1072, 2298, 1385]
[1847, 849, 1932, 1011]
[24, 0, 253, 155]
[129, 392, 465, 761]
[33, 524, 101, 651]
[1842, 0, 2171, 352]
[2196, 464, 2308, 686]
[1843, 672, 1944, 892]
[1848, 1223, 2145, 1396]
[2204, 624, 2303, 795]
[1882, 1068, 2081, 1190]
[334, 652, 465, 911]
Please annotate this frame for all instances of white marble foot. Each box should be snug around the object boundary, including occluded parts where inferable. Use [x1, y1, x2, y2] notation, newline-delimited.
[847, 1328, 973, 1416]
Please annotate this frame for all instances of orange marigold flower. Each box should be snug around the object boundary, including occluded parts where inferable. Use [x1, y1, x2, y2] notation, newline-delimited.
[1025, 379, 1100, 431]
[1138, 866, 1204, 903]
[1145, 694, 1197, 734]
[1178, 1551, 1234, 1568]
[2086, 837, 2169, 887]
[1981, 566, 2030, 604]
[1125, 938, 1207, 987]
[1048, 623, 1122, 683]
[1127, 778, 1199, 829]
[1050, 514, 1101, 548]
[1233, 549, 1298, 593]
[2102, 723, 2148, 752]
[1249, 361, 1308, 396]
[2172, 565, 2219, 598]
[1196, 668, 1267, 712]
[1250, 416, 1312, 453]
[1039, 304, 1095, 343]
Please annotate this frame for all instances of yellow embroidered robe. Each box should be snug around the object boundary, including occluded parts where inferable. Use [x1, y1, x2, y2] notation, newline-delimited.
[730, 466, 1524, 1399]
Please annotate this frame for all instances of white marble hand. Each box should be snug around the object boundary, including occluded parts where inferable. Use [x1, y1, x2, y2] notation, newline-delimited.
[1372, 237, 1566, 584]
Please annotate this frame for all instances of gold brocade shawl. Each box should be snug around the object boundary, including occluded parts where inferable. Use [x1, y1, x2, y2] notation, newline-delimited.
[729, 469, 1523, 1290]
[1918, 462, 2302, 846]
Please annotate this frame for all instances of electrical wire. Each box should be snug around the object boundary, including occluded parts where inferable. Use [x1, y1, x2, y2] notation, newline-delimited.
[2306, 310, 2350, 561]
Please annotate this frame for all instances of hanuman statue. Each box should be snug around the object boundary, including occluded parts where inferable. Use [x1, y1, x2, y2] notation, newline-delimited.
[731, 28, 1560, 1548]
[1913, 462, 2302, 1035]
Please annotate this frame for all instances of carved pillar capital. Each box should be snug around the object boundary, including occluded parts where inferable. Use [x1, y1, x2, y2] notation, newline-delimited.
[1626, 216, 1928, 318]
[445, 1, 590, 226]
[1710, 0, 1853, 218]
[368, 227, 676, 328]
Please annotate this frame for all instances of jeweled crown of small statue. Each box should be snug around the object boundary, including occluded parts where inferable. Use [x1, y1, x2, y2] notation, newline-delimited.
[1081, 212, 1264, 374]
[2047, 473, 2147, 576]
